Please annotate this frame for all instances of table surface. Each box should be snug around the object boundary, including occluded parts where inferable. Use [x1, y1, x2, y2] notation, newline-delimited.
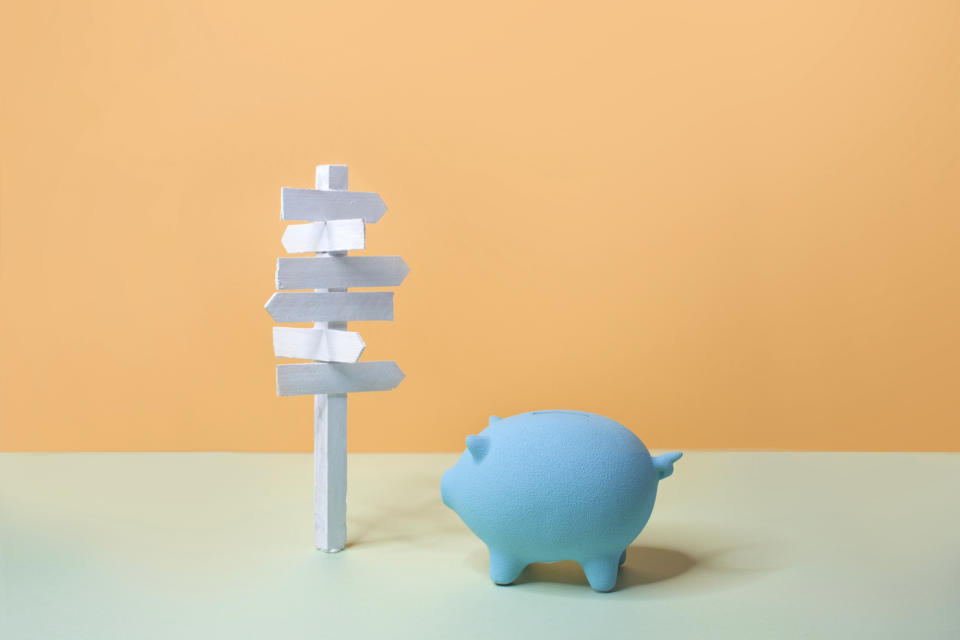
[2, 452, 958, 639]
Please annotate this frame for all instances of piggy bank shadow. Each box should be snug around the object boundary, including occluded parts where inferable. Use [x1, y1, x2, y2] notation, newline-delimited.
[514, 545, 695, 590]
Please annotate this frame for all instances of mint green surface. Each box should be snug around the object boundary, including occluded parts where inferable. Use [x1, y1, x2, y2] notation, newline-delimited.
[2, 453, 958, 639]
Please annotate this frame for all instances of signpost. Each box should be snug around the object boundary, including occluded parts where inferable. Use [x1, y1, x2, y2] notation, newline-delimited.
[266, 165, 407, 552]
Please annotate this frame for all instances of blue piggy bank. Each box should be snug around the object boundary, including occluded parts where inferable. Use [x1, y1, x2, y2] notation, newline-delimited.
[441, 411, 681, 592]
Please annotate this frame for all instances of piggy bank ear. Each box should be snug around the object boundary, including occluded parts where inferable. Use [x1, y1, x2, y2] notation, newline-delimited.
[465, 434, 490, 462]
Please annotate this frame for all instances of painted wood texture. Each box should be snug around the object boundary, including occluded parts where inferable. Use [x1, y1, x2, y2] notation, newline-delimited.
[265, 291, 393, 322]
[281, 187, 387, 222]
[282, 219, 365, 253]
[315, 392, 346, 551]
[276, 256, 410, 290]
[273, 326, 366, 362]
[277, 362, 405, 396]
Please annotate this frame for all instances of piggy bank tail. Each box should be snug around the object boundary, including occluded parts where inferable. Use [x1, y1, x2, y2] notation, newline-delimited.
[652, 451, 682, 480]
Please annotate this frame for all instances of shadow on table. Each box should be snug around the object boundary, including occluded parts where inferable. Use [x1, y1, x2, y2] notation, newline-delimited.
[462, 536, 783, 595]
[514, 545, 695, 589]
[345, 460, 462, 548]
[346, 494, 464, 548]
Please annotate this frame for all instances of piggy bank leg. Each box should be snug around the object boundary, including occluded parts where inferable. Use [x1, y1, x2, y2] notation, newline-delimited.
[489, 550, 527, 585]
[581, 555, 621, 592]
[619, 549, 627, 566]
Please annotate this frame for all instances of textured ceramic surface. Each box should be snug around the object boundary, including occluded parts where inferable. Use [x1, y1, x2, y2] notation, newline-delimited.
[442, 411, 682, 591]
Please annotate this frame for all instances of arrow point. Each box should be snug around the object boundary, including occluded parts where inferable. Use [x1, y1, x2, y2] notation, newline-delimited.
[264, 292, 279, 318]
[280, 226, 294, 252]
[372, 194, 388, 222]
[392, 363, 405, 387]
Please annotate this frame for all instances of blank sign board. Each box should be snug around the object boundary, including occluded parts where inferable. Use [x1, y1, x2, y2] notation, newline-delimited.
[265, 291, 394, 322]
[276, 361, 405, 396]
[276, 256, 409, 290]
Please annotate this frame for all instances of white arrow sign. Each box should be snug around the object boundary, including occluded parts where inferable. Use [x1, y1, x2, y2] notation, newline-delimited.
[264, 291, 393, 322]
[282, 219, 365, 253]
[281, 188, 387, 222]
[277, 361, 405, 396]
[276, 256, 410, 290]
[273, 327, 366, 362]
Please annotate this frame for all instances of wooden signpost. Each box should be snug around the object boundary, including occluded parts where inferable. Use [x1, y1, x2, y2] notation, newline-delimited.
[265, 165, 407, 552]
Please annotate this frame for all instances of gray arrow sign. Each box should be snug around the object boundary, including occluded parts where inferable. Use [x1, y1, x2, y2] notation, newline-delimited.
[264, 291, 393, 322]
[276, 256, 410, 290]
[281, 188, 387, 222]
[277, 361, 405, 396]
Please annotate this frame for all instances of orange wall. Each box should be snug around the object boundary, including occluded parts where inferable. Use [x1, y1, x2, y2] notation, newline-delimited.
[2, 1, 958, 452]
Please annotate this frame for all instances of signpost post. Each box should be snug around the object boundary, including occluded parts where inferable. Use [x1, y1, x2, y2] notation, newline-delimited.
[266, 165, 407, 552]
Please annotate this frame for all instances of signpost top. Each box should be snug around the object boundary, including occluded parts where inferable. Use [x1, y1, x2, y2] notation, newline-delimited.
[317, 165, 348, 191]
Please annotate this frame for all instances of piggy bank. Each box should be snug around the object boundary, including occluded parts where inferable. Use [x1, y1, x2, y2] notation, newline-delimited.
[441, 411, 681, 592]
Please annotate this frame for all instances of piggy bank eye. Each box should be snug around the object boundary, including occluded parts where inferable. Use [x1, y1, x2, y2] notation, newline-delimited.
[465, 434, 490, 462]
